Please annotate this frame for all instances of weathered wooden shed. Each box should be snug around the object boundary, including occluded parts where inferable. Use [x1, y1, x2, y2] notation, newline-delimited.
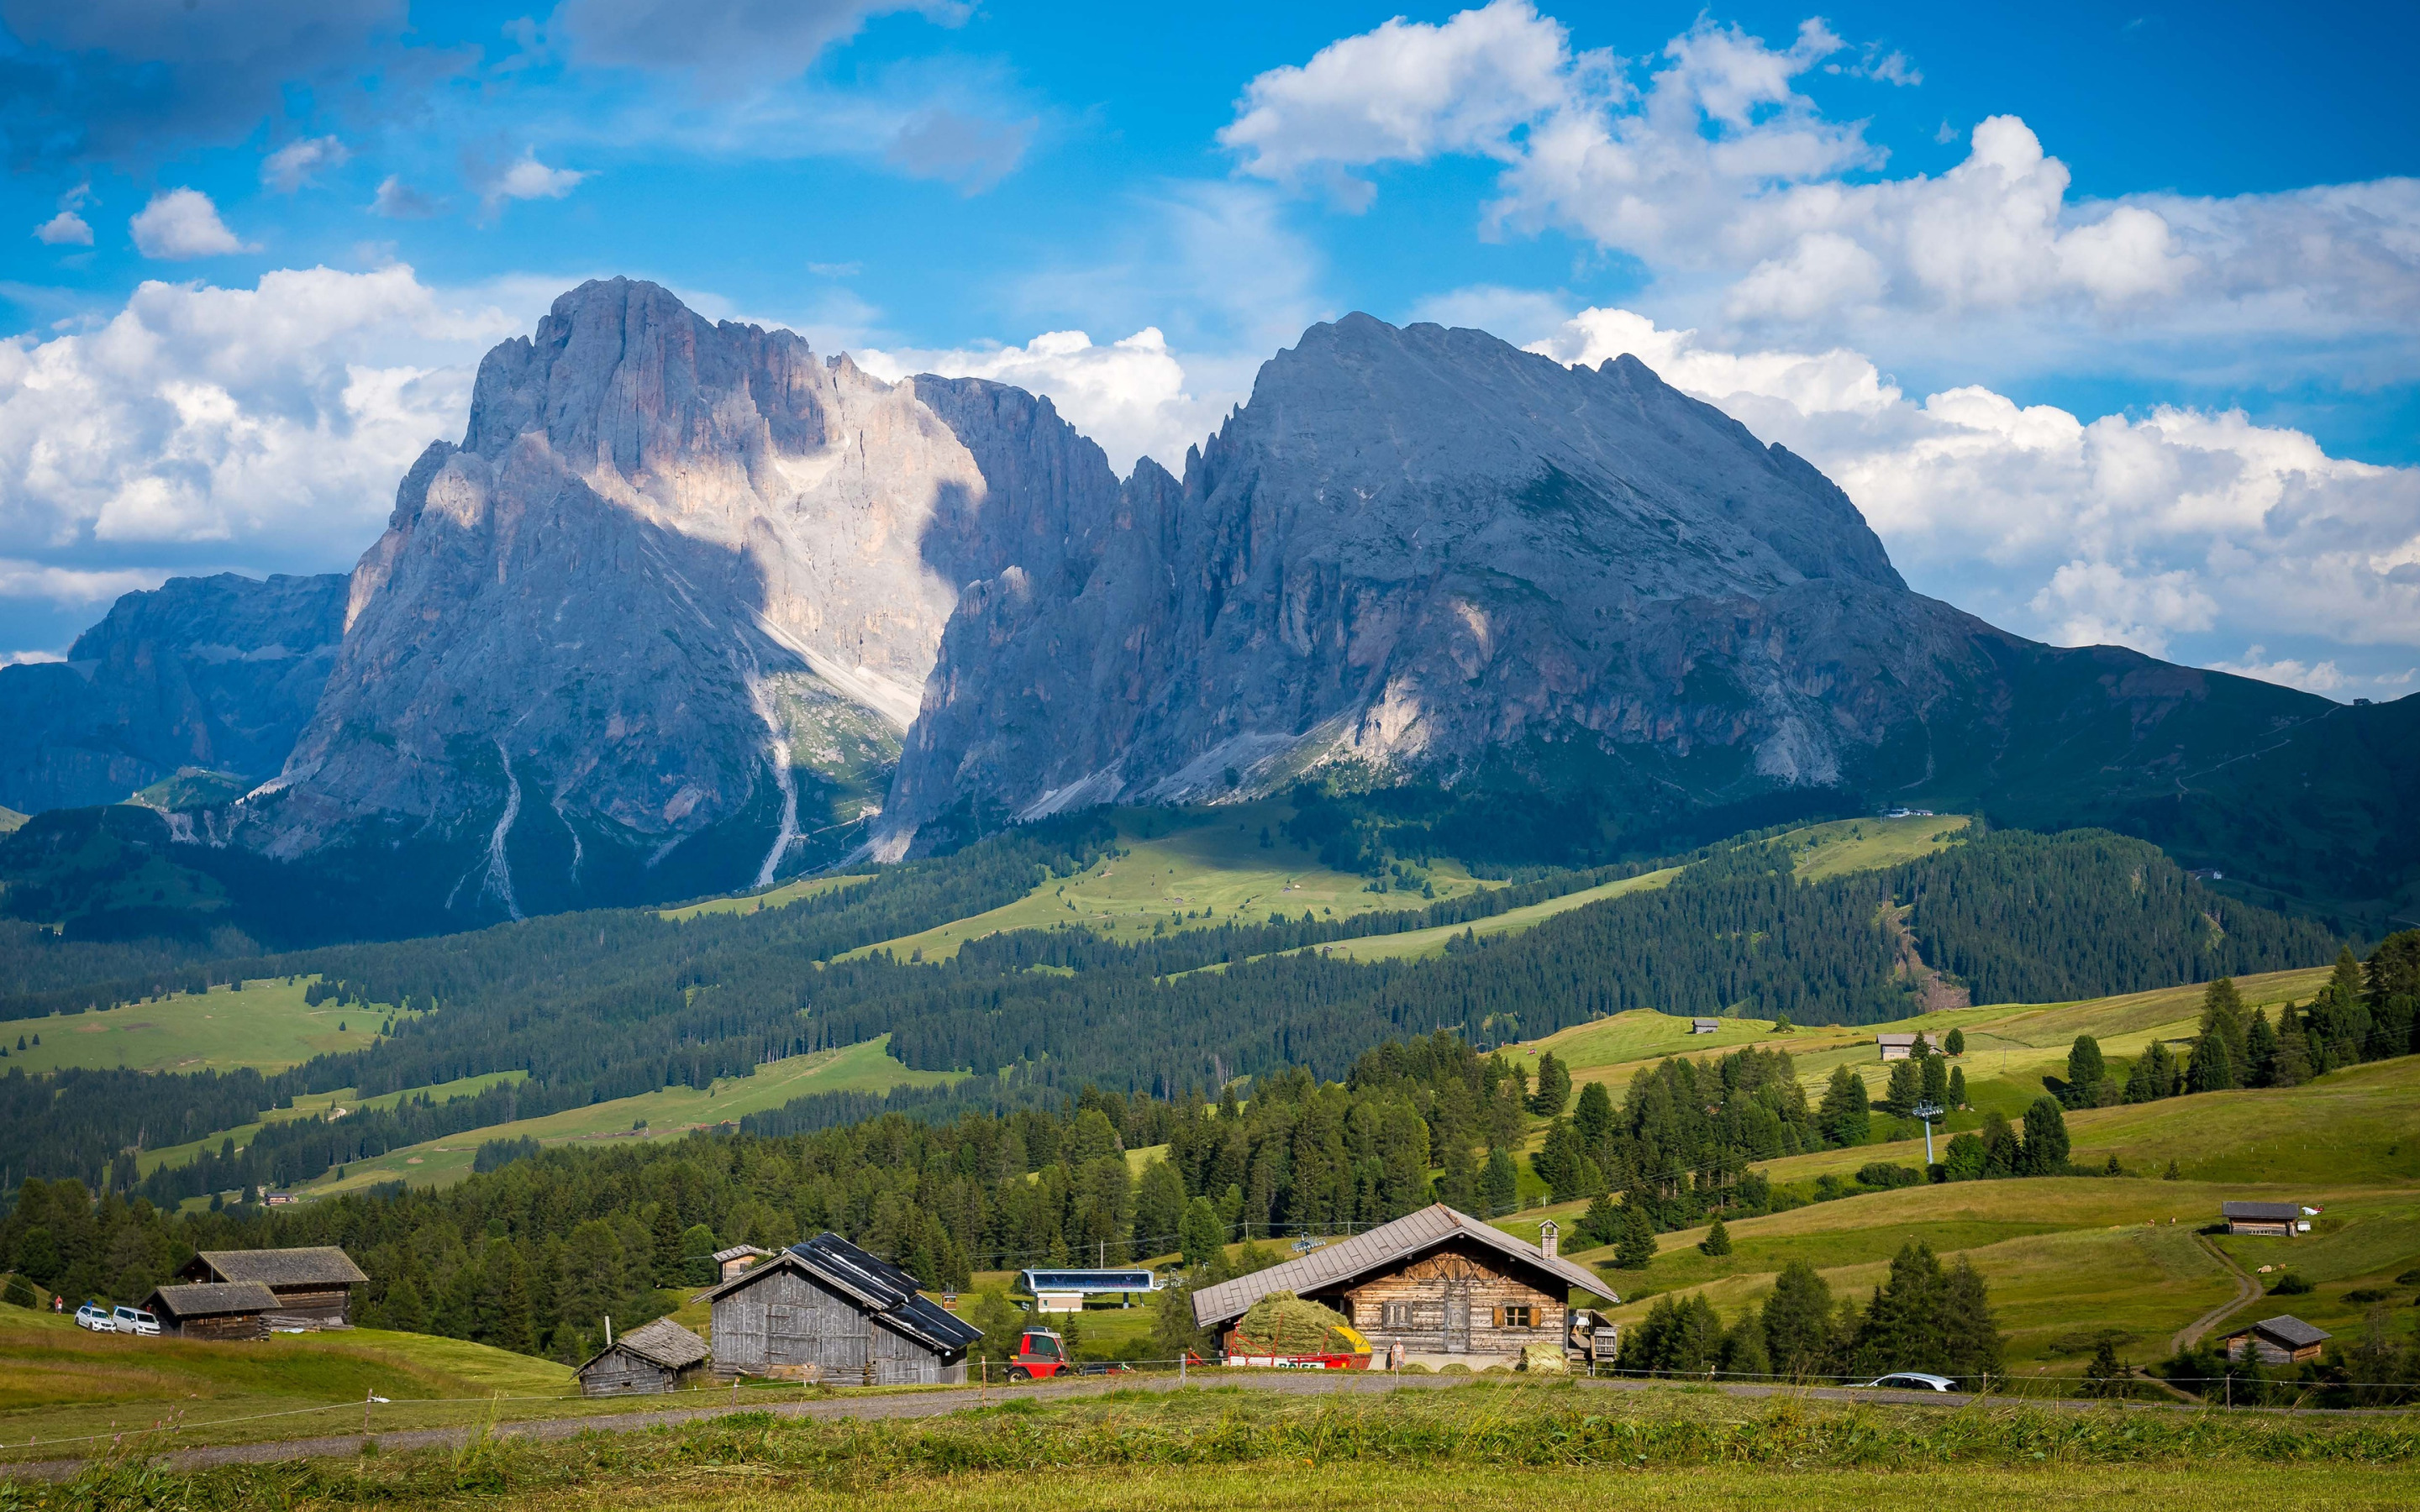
[177, 1247, 367, 1328]
[2221, 1200, 2307, 1237]
[139, 1281, 277, 1341]
[2223, 1315, 2331, 1366]
[697, 1231, 980, 1385]
[1191, 1203, 1618, 1370]
[576, 1317, 710, 1396]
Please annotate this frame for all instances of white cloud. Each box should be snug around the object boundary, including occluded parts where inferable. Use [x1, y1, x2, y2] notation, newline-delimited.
[129, 188, 255, 259]
[1529, 304, 2420, 687]
[0, 266, 529, 638]
[262, 135, 350, 192]
[1230, 5, 2420, 378]
[550, 0, 953, 86]
[2207, 645, 2347, 695]
[371, 176, 445, 219]
[857, 328, 1192, 477]
[34, 211, 92, 246]
[479, 153, 587, 217]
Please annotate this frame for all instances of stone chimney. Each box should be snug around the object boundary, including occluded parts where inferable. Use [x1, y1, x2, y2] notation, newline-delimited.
[1538, 1219, 1559, 1260]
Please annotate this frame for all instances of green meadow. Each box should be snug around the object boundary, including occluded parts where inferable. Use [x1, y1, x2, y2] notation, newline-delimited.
[5, 975, 395, 1076]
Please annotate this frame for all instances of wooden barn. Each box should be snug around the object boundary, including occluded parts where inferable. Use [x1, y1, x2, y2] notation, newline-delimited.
[697, 1231, 981, 1385]
[1191, 1203, 1617, 1370]
[178, 1247, 367, 1329]
[1875, 1033, 1939, 1062]
[576, 1317, 710, 1396]
[2221, 1200, 2307, 1237]
[2223, 1315, 2331, 1366]
[139, 1281, 276, 1341]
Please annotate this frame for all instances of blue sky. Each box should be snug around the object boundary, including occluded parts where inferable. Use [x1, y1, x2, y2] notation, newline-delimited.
[1, 0, 2415, 696]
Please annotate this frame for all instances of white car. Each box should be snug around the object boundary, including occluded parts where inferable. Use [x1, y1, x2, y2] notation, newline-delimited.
[73, 1301, 113, 1331]
[1860, 1372, 1956, 1393]
[111, 1305, 160, 1336]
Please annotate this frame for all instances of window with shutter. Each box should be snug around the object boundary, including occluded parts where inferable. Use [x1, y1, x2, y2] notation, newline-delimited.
[1491, 1305, 1504, 1327]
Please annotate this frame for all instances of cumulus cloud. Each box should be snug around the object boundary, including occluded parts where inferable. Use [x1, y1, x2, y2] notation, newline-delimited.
[129, 188, 255, 259]
[1530, 304, 2420, 690]
[0, 265, 530, 654]
[477, 153, 587, 217]
[34, 212, 92, 246]
[2206, 646, 2347, 695]
[1230, 4, 2420, 376]
[857, 328, 1192, 477]
[262, 135, 350, 192]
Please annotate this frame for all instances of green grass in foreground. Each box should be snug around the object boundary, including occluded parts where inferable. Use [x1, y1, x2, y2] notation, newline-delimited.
[34, 1383, 2420, 1511]
[298, 1037, 955, 1198]
[9, 977, 397, 1076]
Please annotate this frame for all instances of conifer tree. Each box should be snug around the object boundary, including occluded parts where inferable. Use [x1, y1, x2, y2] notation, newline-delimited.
[1947, 1064, 1966, 1109]
[1919, 1053, 1949, 1109]
[1612, 1201, 1658, 1270]
[1177, 1195, 1226, 1269]
[1761, 1259, 1837, 1381]
[1700, 1215, 1732, 1257]
[2271, 1005, 2313, 1087]
[1818, 1065, 1871, 1147]
[1722, 1305, 1771, 1379]
[2021, 1096, 2070, 1174]
[1882, 1056, 1922, 1115]
[2201, 977, 2250, 1076]
[1944, 1027, 1965, 1056]
[1576, 1191, 1621, 1250]
[2063, 1035, 2106, 1107]
[1978, 1110, 2021, 1177]
[2244, 1008, 2280, 1088]
[2187, 1032, 2237, 1093]
[1479, 1147, 1518, 1216]
[1572, 1079, 1614, 1145]
[1528, 1051, 1571, 1116]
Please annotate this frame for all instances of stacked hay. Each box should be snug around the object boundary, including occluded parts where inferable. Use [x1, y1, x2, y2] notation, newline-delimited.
[1228, 1292, 1369, 1357]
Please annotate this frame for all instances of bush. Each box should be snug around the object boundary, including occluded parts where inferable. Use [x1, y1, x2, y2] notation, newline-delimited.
[2270, 1273, 2314, 1295]
[1854, 1163, 1926, 1190]
[2, 1273, 36, 1310]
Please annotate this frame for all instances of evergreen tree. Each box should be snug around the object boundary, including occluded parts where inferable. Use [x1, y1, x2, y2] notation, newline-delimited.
[1721, 1305, 1771, 1379]
[1881, 1056, 1922, 1115]
[1134, 1158, 1188, 1257]
[650, 1200, 683, 1285]
[1919, 1053, 1949, 1110]
[1818, 1065, 1870, 1147]
[2200, 977, 2251, 1076]
[2063, 1036, 2106, 1108]
[1978, 1111, 2021, 1178]
[1700, 1215, 1732, 1257]
[1434, 1138, 1479, 1212]
[2123, 1040, 2176, 1103]
[1944, 1027, 1965, 1057]
[2271, 1005, 2313, 1087]
[2020, 1096, 2070, 1174]
[1528, 1051, 1571, 1116]
[1575, 1192, 1621, 1251]
[1761, 1260, 1836, 1381]
[1612, 1201, 1658, 1270]
[2187, 1032, 2238, 1094]
[1479, 1147, 1519, 1216]
[1939, 1253, 2005, 1383]
[2081, 1336, 2129, 1398]
[2309, 947, 2372, 1066]
[1177, 1195, 1226, 1270]
[2244, 1009, 2280, 1088]
[1152, 1276, 1214, 1362]
[2365, 929, 2420, 1058]
[1947, 1064, 1967, 1109]
[1531, 1117, 1582, 1200]
[1572, 1079, 1614, 1145]
[1852, 1242, 1948, 1375]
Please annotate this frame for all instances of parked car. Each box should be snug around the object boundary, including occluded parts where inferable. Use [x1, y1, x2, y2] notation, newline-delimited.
[1860, 1372, 1955, 1392]
[73, 1301, 113, 1332]
[111, 1305, 160, 1336]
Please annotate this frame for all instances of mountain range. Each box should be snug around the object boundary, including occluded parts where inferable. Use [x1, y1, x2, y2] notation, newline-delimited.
[3, 278, 2412, 936]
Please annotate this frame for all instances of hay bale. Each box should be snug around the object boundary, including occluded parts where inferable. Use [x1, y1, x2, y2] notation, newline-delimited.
[1519, 1343, 1567, 1374]
[1228, 1291, 1368, 1357]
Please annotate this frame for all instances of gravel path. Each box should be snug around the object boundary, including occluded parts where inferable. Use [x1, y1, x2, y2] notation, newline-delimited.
[2173, 1233, 2264, 1356]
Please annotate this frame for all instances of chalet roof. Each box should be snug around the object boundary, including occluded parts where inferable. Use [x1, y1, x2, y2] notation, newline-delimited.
[1190, 1203, 1617, 1329]
[599, 1317, 709, 1371]
[2233, 1315, 2331, 1349]
[711, 1245, 771, 1264]
[143, 1281, 278, 1318]
[2221, 1201, 2303, 1222]
[694, 1231, 982, 1358]
[1874, 1033, 1935, 1047]
[189, 1247, 368, 1288]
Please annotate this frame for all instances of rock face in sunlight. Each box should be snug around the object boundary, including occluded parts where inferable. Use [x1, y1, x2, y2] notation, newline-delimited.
[235, 278, 1122, 917]
[0, 571, 346, 815]
[880, 313, 2328, 858]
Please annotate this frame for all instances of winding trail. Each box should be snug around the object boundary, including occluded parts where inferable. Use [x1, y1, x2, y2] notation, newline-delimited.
[2173, 1232, 2262, 1356]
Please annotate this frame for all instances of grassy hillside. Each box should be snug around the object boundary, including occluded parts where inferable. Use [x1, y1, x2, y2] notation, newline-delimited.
[6, 975, 398, 1075]
[133, 1071, 529, 1179]
[294, 1036, 955, 1198]
[657, 873, 870, 921]
[0, 805, 24, 834]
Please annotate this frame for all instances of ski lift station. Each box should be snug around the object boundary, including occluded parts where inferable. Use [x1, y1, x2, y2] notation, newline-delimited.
[1018, 1268, 1164, 1313]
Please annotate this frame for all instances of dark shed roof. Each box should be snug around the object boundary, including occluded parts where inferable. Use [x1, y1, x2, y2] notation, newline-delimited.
[144, 1281, 278, 1318]
[1191, 1203, 1617, 1328]
[188, 1247, 369, 1287]
[695, 1231, 981, 1359]
[2220, 1201, 2302, 1222]
[2238, 1315, 2331, 1349]
[591, 1317, 709, 1371]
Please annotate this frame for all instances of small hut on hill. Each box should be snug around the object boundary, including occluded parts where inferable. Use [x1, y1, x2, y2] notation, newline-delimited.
[139, 1281, 278, 1340]
[576, 1317, 711, 1395]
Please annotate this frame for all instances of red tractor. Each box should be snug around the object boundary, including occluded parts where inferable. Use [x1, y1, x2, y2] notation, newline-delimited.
[1006, 1326, 1071, 1380]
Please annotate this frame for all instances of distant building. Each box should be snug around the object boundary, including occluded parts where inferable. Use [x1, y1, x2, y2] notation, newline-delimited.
[177, 1247, 367, 1329]
[1018, 1267, 1160, 1313]
[712, 1245, 772, 1281]
[140, 1281, 277, 1341]
[1190, 1203, 1617, 1372]
[576, 1317, 710, 1395]
[2221, 1200, 2309, 1237]
[697, 1231, 980, 1385]
[2223, 1315, 2330, 1366]
[1689, 1018, 1721, 1035]
[1875, 1032, 1939, 1062]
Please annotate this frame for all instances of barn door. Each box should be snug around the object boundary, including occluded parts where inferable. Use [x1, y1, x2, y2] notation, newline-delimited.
[767, 1305, 806, 1365]
[1444, 1284, 1470, 1354]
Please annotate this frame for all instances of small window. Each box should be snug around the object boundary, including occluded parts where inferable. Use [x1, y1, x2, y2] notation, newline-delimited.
[1381, 1301, 1413, 1329]
[1501, 1305, 1534, 1329]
